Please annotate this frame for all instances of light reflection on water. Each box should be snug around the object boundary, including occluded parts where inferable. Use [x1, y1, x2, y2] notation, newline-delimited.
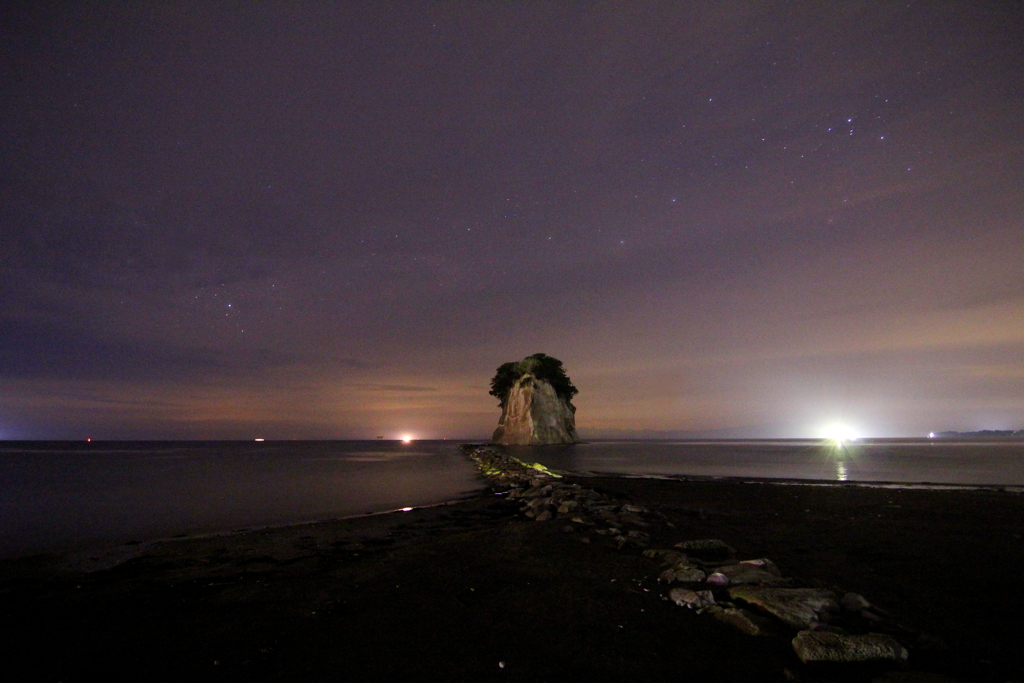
[835, 459, 848, 481]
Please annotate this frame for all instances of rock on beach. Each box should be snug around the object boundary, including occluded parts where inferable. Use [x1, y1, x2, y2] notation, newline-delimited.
[727, 586, 839, 630]
[712, 607, 777, 637]
[669, 587, 717, 610]
[792, 630, 909, 664]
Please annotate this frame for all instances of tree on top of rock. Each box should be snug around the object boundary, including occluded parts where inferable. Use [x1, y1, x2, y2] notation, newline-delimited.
[489, 353, 578, 409]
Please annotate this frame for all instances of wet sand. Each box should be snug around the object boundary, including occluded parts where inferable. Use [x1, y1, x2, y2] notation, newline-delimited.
[1, 475, 1021, 682]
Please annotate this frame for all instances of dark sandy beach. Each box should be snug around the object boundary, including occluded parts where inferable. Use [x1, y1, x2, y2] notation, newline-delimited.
[1, 472, 1022, 682]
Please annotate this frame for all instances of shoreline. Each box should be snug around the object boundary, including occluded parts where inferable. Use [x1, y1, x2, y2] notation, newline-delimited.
[5, 469, 1019, 566]
[5, 438, 1021, 563]
[6, 469, 1020, 575]
[0, 446, 1021, 681]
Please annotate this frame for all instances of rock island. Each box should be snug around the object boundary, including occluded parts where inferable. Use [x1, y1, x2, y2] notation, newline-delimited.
[489, 353, 581, 445]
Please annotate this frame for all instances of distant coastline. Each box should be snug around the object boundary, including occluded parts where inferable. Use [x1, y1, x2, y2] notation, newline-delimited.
[933, 429, 1024, 438]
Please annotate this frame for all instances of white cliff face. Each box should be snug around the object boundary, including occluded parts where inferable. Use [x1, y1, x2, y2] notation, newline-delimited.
[492, 374, 580, 445]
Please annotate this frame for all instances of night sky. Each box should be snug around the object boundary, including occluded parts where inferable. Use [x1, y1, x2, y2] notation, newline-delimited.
[2, 2, 1022, 440]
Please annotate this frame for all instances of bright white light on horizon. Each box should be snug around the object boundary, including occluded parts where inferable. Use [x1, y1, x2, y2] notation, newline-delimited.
[819, 423, 861, 443]
[401, 435, 413, 443]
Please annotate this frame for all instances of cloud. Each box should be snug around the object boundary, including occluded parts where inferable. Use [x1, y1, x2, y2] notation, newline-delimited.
[0, 317, 296, 382]
[351, 384, 438, 393]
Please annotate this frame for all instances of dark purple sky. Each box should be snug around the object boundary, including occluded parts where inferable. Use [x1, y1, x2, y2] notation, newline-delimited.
[2, 2, 1022, 439]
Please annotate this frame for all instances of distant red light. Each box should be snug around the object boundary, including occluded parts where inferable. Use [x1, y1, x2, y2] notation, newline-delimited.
[87, 438, 91, 442]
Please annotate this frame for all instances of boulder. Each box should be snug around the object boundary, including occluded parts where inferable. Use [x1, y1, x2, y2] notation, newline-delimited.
[707, 572, 730, 587]
[642, 549, 689, 565]
[660, 565, 707, 583]
[791, 630, 908, 664]
[615, 530, 650, 550]
[738, 558, 781, 575]
[840, 592, 872, 612]
[673, 539, 735, 559]
[492, 374, 580, 445]
[713, 607, 777, 636]
[715, 563, 788, 586]
[669, 588, 716, 610]
[728, 586, 839, 630]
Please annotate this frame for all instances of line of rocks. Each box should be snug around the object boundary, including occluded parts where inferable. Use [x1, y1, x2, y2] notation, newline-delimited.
[461, 444, 938, 679]
[461, 443, 655, 549]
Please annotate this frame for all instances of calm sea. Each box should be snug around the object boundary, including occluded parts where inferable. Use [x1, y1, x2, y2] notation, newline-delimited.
[2, 438, 1022, 559]
[526, 438, 1024, 488]
[0, 440, 482, 559]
